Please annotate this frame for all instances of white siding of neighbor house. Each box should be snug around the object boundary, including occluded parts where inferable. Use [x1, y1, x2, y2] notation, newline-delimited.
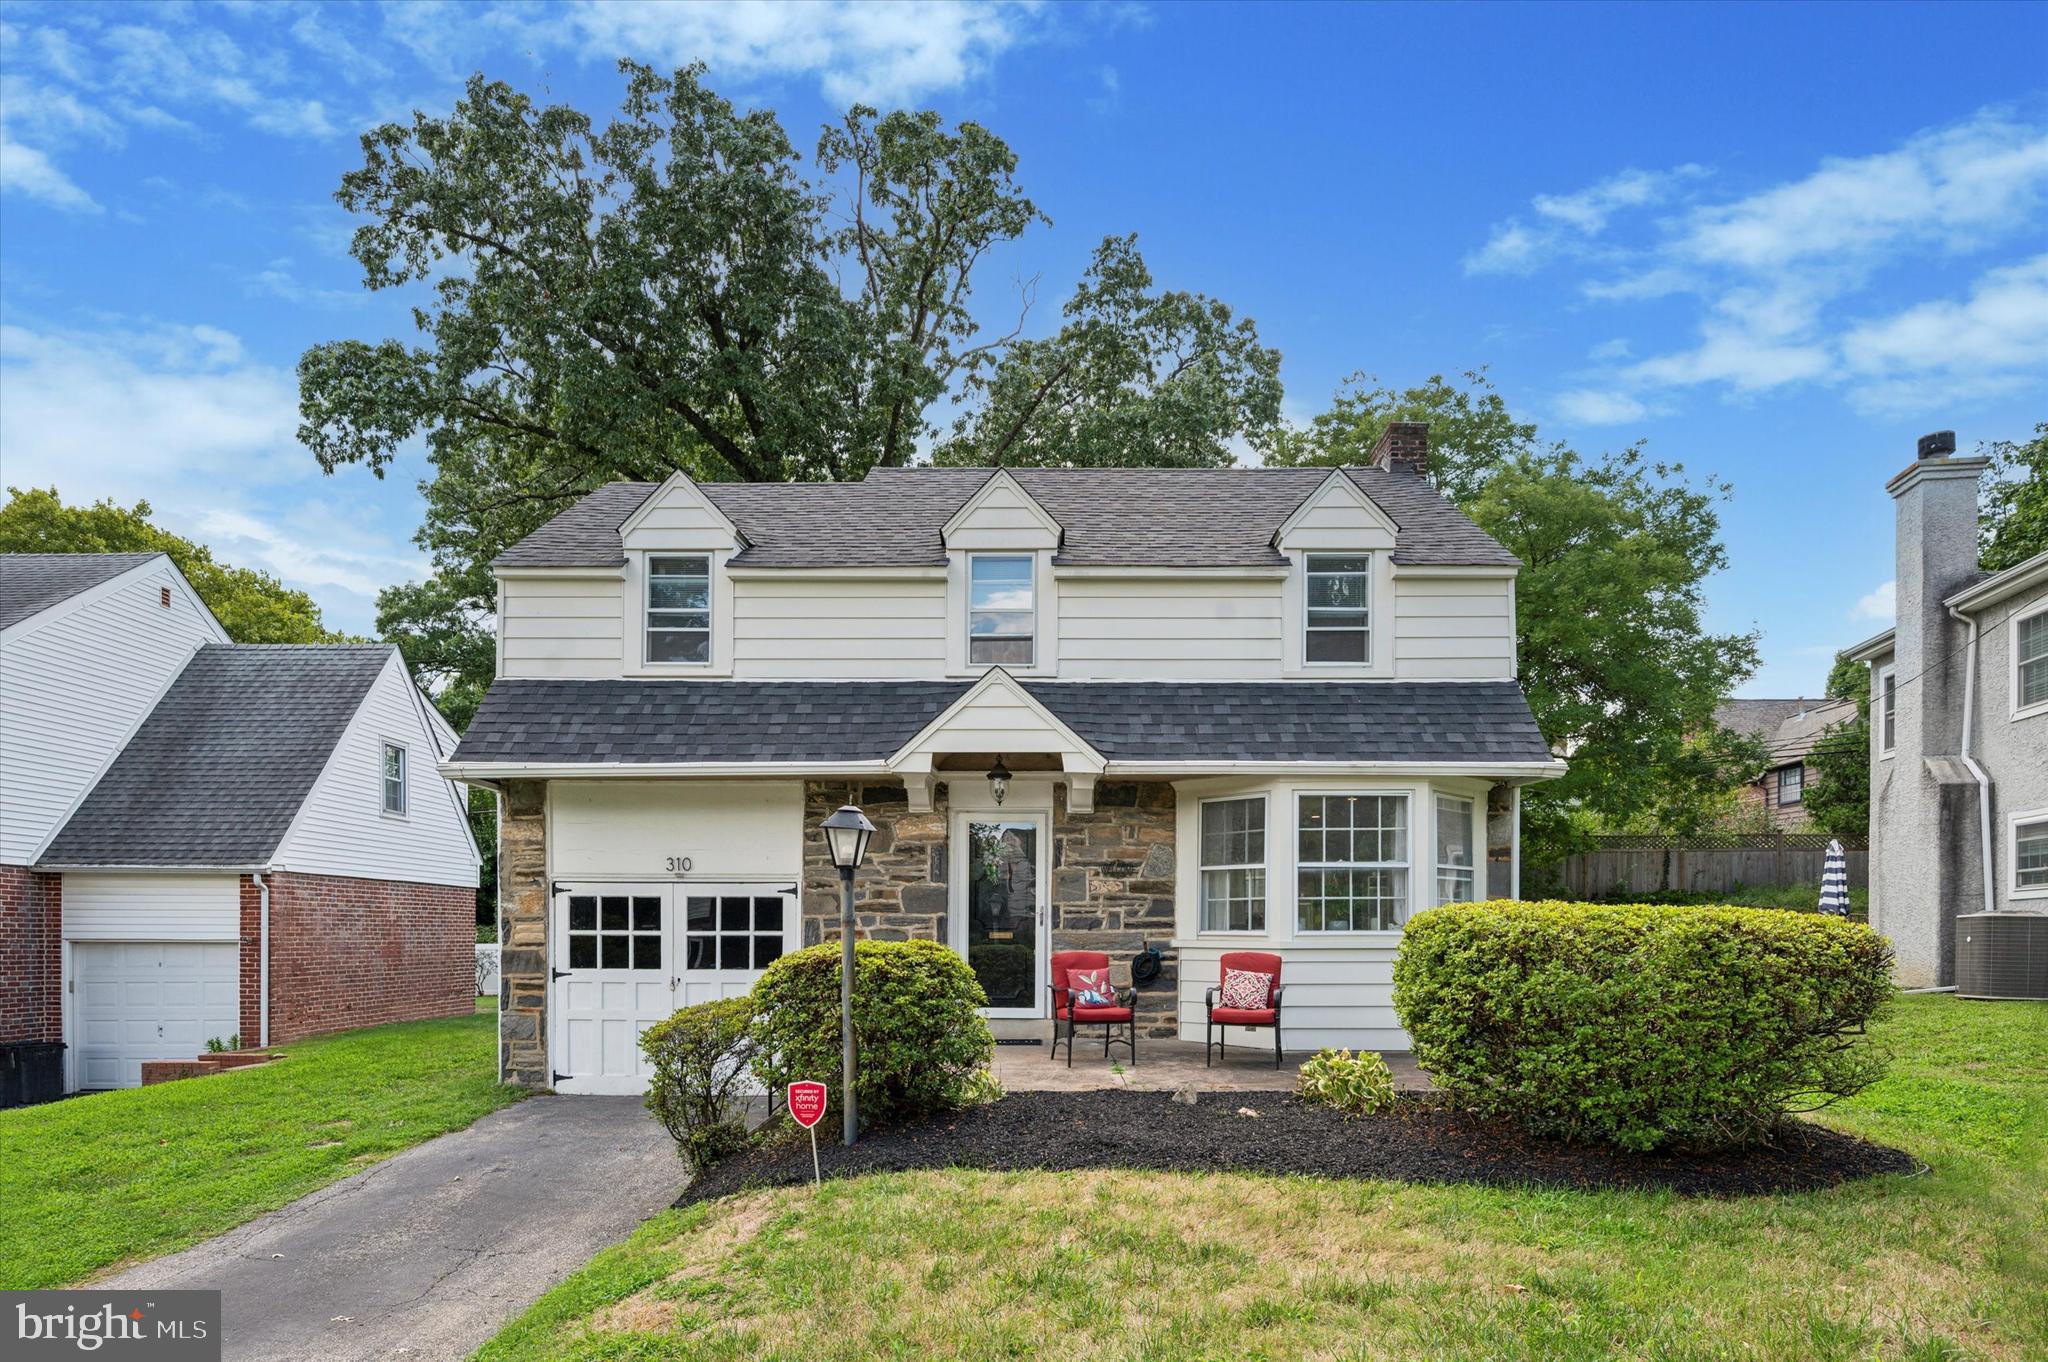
[60, 873, 240, 940]
[731, 575, 947, 678]
[1057, 577, 1285, 680]
[548, 780, 803, 883]
[1392, 576, 1516, 680]
[499, 574, 628, 678]
[0, 560, 226, 865]
[273, 654, 480, 887]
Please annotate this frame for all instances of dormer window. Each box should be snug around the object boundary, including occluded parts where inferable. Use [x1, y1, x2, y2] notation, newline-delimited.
[968, 555, 1035, 666]
[1304, 554, 1371, 664]
[646, 555, 711, 665]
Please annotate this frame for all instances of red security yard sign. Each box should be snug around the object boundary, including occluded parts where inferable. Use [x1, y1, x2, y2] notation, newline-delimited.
[788, 1081, 828, 1187]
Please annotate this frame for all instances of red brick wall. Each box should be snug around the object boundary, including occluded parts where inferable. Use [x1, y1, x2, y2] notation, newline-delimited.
[0, 865, 61, 1044]
[251, 871, 474, 1046]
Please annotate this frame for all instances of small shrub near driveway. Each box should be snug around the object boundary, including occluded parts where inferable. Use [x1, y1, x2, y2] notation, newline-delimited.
[640, 997, 757, 1171]
[1393, 900, 1893, 1151]
[750, 939, 993, 1134]
[1295, 1048, 1397, 1115]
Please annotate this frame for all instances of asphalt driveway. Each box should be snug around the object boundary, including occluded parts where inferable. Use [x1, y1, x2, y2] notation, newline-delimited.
[99, 1095, 677, 1362]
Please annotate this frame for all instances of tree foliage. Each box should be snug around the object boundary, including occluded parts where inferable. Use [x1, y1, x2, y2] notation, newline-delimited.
[1263, 368, 1536, 504]
[1801, 652, 1872, 842]
[1979, 421, 2048, 573]
[0, 487, 338, 643]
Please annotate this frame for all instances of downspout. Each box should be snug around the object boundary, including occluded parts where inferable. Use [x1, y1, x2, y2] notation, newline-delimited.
[1948, 605, 1996, 916]
[255, 870, 272, 1048]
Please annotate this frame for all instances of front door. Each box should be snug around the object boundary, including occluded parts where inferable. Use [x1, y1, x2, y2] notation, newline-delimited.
[951, 813, 1048, 1017]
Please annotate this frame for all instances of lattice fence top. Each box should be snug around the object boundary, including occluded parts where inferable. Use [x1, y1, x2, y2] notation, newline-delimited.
[1584, 833, 1868, 851]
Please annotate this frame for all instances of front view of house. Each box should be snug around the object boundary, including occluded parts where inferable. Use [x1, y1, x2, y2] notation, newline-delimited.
[447, 425, 1563, 1092]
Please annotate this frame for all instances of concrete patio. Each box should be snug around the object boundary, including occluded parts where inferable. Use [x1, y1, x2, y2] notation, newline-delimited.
[992, 1037, 1432, 1094]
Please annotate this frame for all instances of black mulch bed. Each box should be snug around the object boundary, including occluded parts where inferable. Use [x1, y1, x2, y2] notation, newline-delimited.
[680, 1091, 1918, 1206]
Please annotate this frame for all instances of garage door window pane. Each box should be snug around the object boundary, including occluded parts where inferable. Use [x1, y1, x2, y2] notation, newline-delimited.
[754, 896, 784, 931]
[686, 937, 714, 970]
[569, 934, 596, 968]
[601, 897, 628, 931]
[679, 893, 790, 973]
[720, 896, 750, 929]
[569, 896, 597, 931]
[633, 936, 660, 969]
[601, 936, 628, 969]
[754, 937, 783, 968]
[633, 896, 660, 931]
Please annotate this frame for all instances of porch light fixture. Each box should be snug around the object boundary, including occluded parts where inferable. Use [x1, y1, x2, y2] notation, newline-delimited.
[818, 804, 876, 1147]
[986, 755, 1012, 806]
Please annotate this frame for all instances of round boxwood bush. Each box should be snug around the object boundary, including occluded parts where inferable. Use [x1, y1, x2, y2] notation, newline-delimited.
[750, 938, 994, 1134]
[1392, 900, 1893, 1151]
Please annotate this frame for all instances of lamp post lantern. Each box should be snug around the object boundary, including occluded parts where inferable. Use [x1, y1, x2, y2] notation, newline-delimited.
[819, 803, 876, 1146]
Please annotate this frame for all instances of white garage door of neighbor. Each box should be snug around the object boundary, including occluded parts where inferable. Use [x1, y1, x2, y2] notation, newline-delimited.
[551, 882, 796, 1095]
[74, 942, 239, 1089]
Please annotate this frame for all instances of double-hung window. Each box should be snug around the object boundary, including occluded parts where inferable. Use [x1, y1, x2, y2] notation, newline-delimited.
[646, 555, 711, 665]
[1777, 764, 1803, 805]
[2015, 815, 2048, 896]
[381, 741, 408, 816]
[968, 555, 1035, 666]
[2017, 608, 2048, 714]
[1199, 797, 1266, 932]
[1877, 665, 1897, 755]
[1304, 554, 1371, 664]
[1434, 794, 1476, 904]
[1298, 793, 1409, 931]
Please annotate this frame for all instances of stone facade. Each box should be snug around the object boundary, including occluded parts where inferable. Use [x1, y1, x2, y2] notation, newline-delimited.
[498, 781, 549, 1086]
[801, 779, 1181, 1038]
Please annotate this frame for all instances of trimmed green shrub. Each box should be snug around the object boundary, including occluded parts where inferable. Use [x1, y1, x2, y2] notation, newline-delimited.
[1393, 899, 1893, 1151]
[1296, 1048, 1397, 1116]
[641, 997, 758, 1171]
[750, 939, 994, 1133]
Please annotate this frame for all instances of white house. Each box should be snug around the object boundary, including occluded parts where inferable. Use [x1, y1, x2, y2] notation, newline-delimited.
[0, 553, 481, 1093]
[445, 424, 1565, 1093]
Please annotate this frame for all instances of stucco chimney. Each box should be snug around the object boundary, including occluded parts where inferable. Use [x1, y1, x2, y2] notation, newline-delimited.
[1369, 422, 1429, 476]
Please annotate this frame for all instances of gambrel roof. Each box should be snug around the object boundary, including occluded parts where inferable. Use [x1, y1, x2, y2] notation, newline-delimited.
[492, 465, 1518, 571]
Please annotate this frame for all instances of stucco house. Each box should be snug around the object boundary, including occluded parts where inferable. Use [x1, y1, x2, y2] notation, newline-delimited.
[1714, 696, 1858, 830]
[1844, 432, 2048, 988]
[0, 553, 481, 1092]
[445, 425, 1565, 1093]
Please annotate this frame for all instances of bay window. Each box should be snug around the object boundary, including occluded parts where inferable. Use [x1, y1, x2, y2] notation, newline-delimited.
[1199, 796, 1266, 932]
[1434, 794, 1476, 903]
[1297, 793, 1409, 931]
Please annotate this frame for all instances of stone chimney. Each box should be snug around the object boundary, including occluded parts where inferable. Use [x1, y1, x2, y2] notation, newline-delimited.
[1369, 422, 1429, 476]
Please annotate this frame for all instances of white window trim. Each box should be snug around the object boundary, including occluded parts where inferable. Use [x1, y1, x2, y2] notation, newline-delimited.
[1433, 792, 1478, 905]
[2010, 807, 2048, 900]
[1875, 664, 1898, 758]
[1197, 794, 1268, 935]
[1301, 552, 1372, 669]
[643, 553, 714, 671]
[1295, 790, 1413, 933]
[1777, 764, 1804, 805]
[2013, 603, 2048, 721]
[965, 552, 1038, 670]
[380, 739, 409, 819]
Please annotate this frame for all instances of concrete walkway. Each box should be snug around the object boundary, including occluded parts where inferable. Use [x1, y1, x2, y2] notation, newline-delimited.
[99, 1095, 678, 1362]
[994, 1037, 1431, 1093]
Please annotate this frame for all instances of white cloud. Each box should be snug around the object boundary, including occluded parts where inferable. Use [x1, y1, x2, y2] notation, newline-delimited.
[1840, 253, 2048, 413]
[1850, 580, 1896, 624]
[1552, 389, 1648, 426]
[1464, 220, 1544, 277]
[562, 0, 1047, 106]
[1465, 166, 1704, 276]
[0, 136, 100, 212]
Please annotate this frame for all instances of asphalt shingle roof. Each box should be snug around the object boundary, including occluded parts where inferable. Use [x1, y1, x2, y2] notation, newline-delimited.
[491, 465, 1518, 571]
[0, 553, 164, 630]
[450, 679, 1553, 767]
[39, 644, 395, 868]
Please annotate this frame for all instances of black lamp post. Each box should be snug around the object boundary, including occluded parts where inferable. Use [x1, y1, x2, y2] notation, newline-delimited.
[819, 803, 876, 1146]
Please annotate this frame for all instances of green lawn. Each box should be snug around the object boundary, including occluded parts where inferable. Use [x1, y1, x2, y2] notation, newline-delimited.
[477, 994, 2048, 1362]
[0, 1001, 522, 1289]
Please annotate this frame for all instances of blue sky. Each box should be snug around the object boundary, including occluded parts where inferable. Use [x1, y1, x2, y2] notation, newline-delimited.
[2, 1, 2043, 696]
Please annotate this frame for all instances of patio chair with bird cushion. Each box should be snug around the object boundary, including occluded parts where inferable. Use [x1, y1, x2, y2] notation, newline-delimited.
[1205, 950, 1285, 1068]
[1048, 949, 1136, 1066]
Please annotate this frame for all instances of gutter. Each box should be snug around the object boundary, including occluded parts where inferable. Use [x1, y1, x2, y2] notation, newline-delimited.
[1948, 603, 1996, 917]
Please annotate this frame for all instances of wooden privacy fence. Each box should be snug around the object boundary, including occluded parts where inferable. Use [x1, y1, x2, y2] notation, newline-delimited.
[1553, 834, 1869, 898]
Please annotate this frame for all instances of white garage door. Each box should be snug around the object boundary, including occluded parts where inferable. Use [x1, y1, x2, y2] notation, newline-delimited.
[74, 942, 239, 1089]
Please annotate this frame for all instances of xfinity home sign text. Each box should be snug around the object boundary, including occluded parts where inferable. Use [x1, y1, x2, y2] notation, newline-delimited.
[5, 1292, 220, 1360]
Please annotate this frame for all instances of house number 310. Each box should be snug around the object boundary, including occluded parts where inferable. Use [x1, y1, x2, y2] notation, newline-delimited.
[665, 856, 692, 874]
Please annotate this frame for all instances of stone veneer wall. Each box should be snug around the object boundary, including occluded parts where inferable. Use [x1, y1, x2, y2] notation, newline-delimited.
[498, 781, 549, 1087]
[802, 779, 1180, 1038]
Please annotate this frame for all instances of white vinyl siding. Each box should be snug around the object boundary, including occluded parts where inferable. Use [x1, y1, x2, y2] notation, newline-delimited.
[732, 575, 946, 678]
[1392, 576, 1516, 679]
[1058, 577, 1283, 679]
[61, 873, 240, 940]
[1176, 943, 1408, 1053]
[273, 656, 479, 887]
[498, 575, 627, 679]
[0, 560, 223, 864]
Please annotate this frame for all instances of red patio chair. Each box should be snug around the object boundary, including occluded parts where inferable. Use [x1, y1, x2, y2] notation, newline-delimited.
[1205, 950, 1285, 1069]
[1048, 950, 1136, 1067]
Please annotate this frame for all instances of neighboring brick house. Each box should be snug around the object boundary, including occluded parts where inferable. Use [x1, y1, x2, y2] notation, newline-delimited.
[0, 554, 480, 1092]
[1715, 697, 1858, 831]
[443, 425, 1565, 1093]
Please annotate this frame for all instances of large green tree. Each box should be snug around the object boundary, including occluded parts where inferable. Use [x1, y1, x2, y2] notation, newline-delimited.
[1979, 421, 2048, 572]
[0, 487, 338, 643]
[1263, 368, 1536, 504]
[1801, 652, 1873, 842]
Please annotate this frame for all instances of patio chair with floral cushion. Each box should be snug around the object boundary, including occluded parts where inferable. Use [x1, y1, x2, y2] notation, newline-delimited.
[1205, 949, 1285, 1068]
[1048, 949, 1136, 1067]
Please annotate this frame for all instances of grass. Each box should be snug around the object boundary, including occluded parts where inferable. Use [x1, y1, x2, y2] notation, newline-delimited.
[0, 999, 521, 1289]
[477, 994, 2048, 1362]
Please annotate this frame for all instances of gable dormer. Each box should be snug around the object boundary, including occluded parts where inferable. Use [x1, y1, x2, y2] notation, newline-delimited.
[618, 472, 745, 675]
[1274, 469, 1399, 678]
[944, 471, 1062, 677]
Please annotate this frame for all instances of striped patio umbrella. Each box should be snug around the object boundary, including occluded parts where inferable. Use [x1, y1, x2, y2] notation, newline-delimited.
[1819, 839, 1850, 916]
